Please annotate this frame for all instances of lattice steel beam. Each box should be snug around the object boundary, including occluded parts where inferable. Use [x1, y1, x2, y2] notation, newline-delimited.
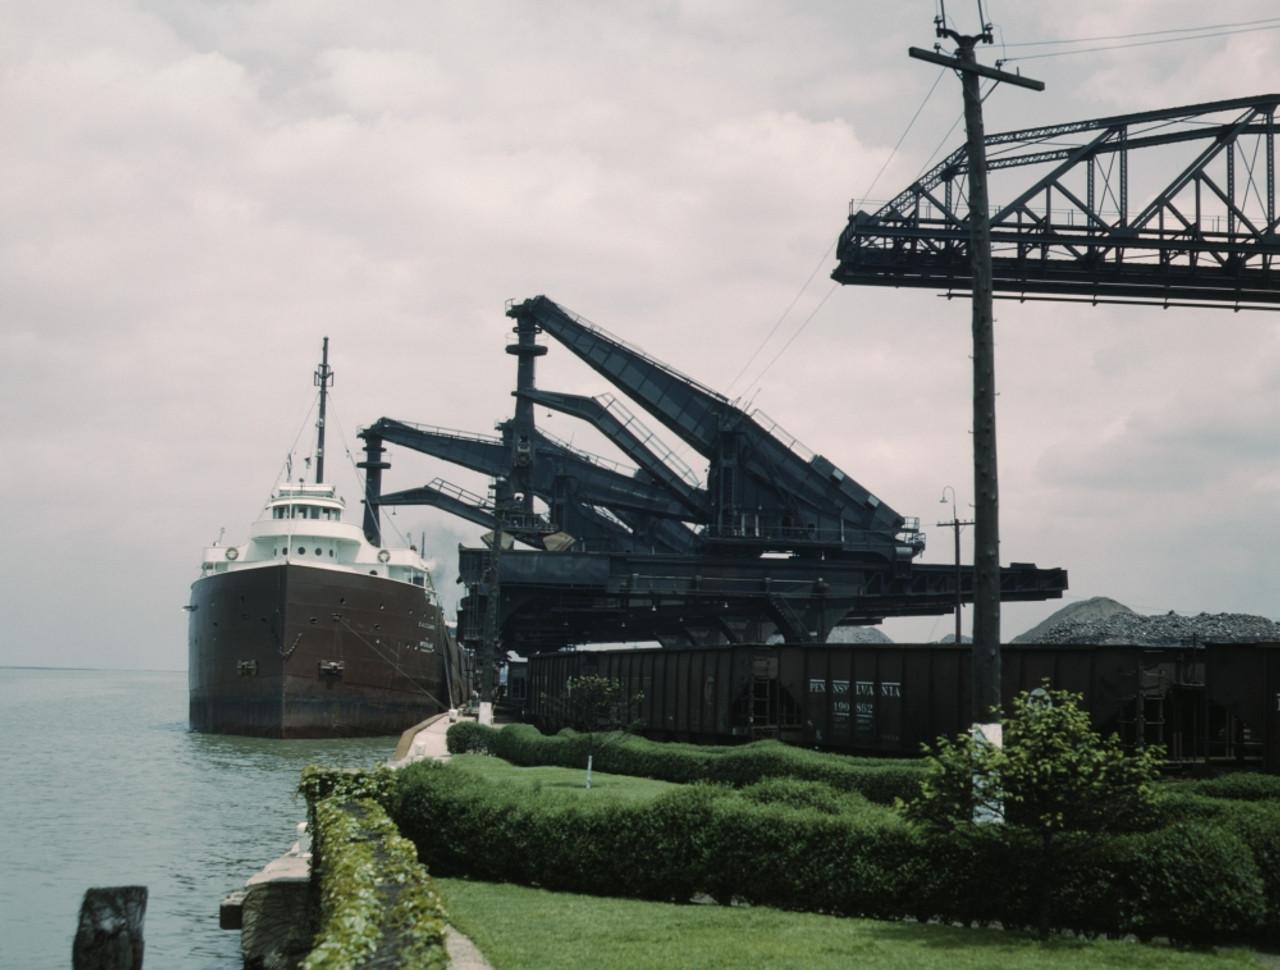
[834, 94, 1280, 308]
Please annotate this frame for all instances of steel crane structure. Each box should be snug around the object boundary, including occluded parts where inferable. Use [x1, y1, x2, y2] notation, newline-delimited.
[358, 296, 1065, 655]
[833, 94, 1280, 309]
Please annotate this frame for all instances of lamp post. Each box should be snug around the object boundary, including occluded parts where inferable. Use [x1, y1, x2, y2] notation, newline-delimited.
[938, 486, 974, 645]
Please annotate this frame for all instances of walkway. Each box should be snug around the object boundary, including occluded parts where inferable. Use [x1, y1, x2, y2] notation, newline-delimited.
[391, 712, 495, 970]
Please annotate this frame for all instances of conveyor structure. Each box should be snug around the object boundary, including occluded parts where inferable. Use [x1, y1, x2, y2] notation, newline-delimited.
[359, 296, 1066, 654]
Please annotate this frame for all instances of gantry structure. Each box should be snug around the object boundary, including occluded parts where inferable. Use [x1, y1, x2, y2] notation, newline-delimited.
[833, 94, 1280, 309]
[358, 297, 1065, 656]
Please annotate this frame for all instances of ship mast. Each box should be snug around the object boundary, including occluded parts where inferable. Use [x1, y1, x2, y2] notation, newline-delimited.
[314, 337, 334, 483]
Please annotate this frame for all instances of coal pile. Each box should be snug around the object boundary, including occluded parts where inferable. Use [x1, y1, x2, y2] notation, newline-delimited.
[825, 625, 893, 645]
[1013, 596, 1280, 646]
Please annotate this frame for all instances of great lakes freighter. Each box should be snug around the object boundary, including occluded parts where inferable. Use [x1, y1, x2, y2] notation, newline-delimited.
[187, 341, 467, 738]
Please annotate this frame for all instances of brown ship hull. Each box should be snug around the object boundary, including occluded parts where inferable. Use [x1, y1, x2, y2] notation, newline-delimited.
[188, 562, 464, 738]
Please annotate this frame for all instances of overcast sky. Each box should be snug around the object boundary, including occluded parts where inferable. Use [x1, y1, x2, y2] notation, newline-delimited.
[3, 1, 1279, 670]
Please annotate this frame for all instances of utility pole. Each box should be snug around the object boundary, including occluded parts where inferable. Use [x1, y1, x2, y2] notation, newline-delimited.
[479, 495, 507, 727]
[909, 3, 1042, 747]
[938, 486, 974, 646]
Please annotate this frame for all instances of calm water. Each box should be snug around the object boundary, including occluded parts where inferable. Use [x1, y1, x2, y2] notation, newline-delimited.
[0, 668, 397, 970]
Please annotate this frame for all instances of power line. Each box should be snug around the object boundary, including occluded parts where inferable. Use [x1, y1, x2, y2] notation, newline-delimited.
[727, 68, 951, 400]
[999, 20, 1280, 65]
[740, 282, 839, 395]
[1000, 16, 1280, 49]
[852, 67, 949, 211]
[724, 249, 831, 397]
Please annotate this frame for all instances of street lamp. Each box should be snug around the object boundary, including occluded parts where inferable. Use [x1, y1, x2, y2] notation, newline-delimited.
[938, 486, 974, 646]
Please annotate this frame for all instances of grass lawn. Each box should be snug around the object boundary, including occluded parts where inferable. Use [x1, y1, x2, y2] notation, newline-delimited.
[446, 753, 679, 801]
[437, 878, 1270, 970]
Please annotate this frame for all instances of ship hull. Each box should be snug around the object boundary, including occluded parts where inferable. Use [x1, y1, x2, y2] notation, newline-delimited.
[188, 563, 462, 738]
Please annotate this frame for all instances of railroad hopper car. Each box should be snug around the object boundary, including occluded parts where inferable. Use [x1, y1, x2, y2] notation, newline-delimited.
[527, 642, 1280, 771]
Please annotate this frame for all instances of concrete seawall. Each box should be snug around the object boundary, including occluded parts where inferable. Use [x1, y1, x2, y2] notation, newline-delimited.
[221, 711, 492, 970]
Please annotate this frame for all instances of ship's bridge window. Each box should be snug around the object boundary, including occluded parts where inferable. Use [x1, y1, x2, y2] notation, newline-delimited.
[275, 503, 339, 520]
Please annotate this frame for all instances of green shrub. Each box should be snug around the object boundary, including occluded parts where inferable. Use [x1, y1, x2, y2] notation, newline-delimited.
[739, 777, 867, 815]
[393, 761, 524, 881]
[1218, 801, 1280, 943]
[390, 758, 1278, 945]
[461, 725, 924, 802]
[901, 686, 1166, 942]
[444, 719, 494, 755]
[392, 761, 923, 916]
[304, 797, 449, 970]
[906, 824, 1036, 928]
[492, 723, 579, 766]
[1117, 822, 1265, 945]
[1151, 788, 1227, 827]
[299, 764, 398, 844]
[1194, 773, 1280, 802]
[299, 764, 397, 811]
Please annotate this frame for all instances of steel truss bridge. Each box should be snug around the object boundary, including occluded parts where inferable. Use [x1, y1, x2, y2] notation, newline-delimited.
[833, 94, 1280, 310]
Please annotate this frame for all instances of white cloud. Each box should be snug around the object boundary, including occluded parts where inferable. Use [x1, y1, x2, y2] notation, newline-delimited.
[4, 0, 1280, 667]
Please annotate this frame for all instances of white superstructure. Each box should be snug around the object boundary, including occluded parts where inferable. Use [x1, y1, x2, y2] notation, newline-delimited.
[199, 482, 434, 591]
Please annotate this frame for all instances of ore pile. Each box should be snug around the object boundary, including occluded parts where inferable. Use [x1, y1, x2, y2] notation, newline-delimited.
[825, 625, 893, 644]
[1015, 596, 1280, 646]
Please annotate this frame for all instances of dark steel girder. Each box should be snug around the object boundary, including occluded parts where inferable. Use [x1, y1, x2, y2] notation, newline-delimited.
[361, 299, 1068, 654]
[363, 416, 691, 521]
[454, 548, 1066, 654]
[521, 387, 710, 518]
[507, 296, 912, 553]
[835, 94, 1280, 307]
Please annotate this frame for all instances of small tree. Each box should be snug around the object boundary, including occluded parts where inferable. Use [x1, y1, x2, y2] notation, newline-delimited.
[902, 683, 1164, 940]
[545, 674, 644, 788]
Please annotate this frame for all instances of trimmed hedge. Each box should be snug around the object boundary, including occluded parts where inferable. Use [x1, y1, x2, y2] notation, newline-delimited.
[445, 722, 923, 804]
[299, 764, 398, 836]
[1115, 822, 1266, 946]
[390, 759, 1272, 942]
[442, 720, 491, 757]
[392, 761, 914, 912]
[1200, 799, 1280, 944]
[303, 797, 450, 970]
[1192, 772, 1280, 802]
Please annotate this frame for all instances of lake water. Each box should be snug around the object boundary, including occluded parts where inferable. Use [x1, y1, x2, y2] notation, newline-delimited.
[0, 667, 397, 970]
